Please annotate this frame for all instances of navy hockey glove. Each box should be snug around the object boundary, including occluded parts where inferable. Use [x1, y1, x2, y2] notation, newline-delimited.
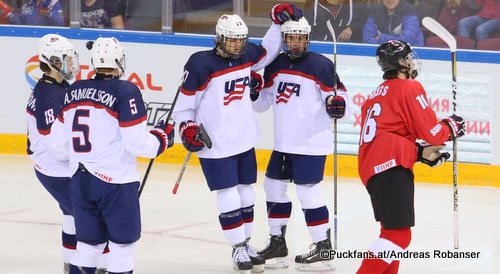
[150, 120, 175, 156]
[180, 120, 205, 152]
[416, 143, 450, 168]
[441, 114, 465, 140]
[249, 71, 263, 102]
[325, 95, 346, 119]
[270, 3, 303, 24]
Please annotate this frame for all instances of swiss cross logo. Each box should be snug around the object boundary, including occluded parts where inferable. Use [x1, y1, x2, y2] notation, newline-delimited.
[224, 76, 249, 106]
[276, 81, 300, 104]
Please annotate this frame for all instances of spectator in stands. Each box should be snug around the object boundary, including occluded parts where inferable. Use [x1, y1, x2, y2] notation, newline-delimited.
[303, 0, 368, 42]
[413, 0, 442, 21]
[435, 0, 478, 35]
[363, 0, 424, 46]
[457, 0, 500, 41]
[81, 0, 124, 29]
[5, 0, 64, 26]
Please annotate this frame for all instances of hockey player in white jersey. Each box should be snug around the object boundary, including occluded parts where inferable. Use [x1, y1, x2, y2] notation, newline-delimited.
[26, 33, 80, 274]
[251, 17, 352, 271]
[172, 3, 303, 273]
[50, 37, 174, 274]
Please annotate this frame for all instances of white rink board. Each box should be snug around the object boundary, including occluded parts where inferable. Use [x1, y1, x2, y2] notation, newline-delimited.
[0, 32, 498, 164]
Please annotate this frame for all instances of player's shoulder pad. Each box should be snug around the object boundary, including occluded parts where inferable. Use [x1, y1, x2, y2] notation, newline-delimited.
[185, 49, 214, 72]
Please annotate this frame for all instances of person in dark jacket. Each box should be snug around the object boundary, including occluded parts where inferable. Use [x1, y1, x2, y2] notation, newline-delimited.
[363, 0, 424, 46]
[304, 0, 368, 42]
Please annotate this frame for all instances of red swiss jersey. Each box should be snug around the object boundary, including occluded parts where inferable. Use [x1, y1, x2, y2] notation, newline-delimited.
[358, 78, 452, 185]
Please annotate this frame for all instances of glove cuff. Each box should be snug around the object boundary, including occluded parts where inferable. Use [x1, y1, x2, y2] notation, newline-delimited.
[150, 129, 167, 156]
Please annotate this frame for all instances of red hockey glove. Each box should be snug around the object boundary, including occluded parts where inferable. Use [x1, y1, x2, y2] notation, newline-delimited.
[249, 71, 263, 102]
[270, 3, 303, 24]
[180, 120, 205, 152]
[150, 120, 175, 156]
[325, 95, 346, 119]
[441, 114, 465, 140]
[416, 143, 450, 168]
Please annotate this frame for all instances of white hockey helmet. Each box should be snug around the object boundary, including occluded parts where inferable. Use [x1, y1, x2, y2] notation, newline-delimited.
[37, 33, 79, 80]
[281, 17, 311, 60]
[215, 14, 248, 59]
[88, 37, 126, 78]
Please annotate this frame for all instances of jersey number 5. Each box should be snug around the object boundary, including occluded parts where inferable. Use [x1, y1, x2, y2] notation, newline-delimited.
[72, 109, 92, 153]
[360, 103, 381, 145]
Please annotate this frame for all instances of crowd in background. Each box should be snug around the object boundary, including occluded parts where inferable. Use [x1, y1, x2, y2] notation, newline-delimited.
[0, 0, 499, 50]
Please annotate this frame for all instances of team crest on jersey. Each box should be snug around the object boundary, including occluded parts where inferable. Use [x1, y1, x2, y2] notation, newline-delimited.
[276, 82, 300, 104]
[224, 76, 249, 106]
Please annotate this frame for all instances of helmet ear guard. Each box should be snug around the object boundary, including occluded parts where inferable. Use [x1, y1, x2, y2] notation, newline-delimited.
[37, 33, 79, 80]
[215, 14, 248, 59]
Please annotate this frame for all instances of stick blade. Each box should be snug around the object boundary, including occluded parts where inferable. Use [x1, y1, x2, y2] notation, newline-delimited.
[198, 124, 213, 149]
[422, 17, 457, 52]
[172, 183, 179, 194]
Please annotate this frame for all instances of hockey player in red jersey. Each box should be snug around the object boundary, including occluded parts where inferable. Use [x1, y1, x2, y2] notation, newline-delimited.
[251, 17, 351, 271]
[172, 3, 303, 273]
[357, 40, 466, 274]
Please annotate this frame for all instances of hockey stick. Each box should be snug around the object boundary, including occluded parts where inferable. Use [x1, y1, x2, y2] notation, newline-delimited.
[172, 123, 212, 194]
[422, 17, 459, 249]
[326, 19, 338, 250]
[138, 83, 182, 198]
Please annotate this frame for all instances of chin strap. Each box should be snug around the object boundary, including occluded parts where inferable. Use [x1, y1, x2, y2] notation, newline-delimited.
[41, 74, 69, 87]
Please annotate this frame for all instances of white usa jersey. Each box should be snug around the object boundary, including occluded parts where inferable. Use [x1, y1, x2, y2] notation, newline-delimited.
[172, 24, 282, 158]
[26, 76, 71, 177]
[253, 52, 352, 155]
[50, 77, 161, 184]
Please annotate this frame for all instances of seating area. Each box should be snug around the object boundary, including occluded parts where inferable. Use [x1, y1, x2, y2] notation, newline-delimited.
[426, 35, 500, 51]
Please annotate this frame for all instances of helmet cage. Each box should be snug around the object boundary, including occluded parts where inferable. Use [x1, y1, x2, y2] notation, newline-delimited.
[376, 40, 421, 79]
[215, 34, 248, 59]
[281, 17, 311, 60]
[215, 14, 248, 59]
[282, 33, 310, 60]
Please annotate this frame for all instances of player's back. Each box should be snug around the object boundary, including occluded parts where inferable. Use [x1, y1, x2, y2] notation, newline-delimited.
[61, 78, 147, 183]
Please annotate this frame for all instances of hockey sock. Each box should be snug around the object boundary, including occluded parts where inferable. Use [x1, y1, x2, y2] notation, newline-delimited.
[383, 260, 400, 274]
[263, 177, 291, 236]
[62, 215, 76, 263]
[217, 186, 246, 245]
[303, 206, 329, 243]
[296, 183, 329, 243]
[266, 201, 292, 236]
[356, 227, 411, 274]
[237, 184, 255, 239]
[70, 241, 106, 272]
[107, 241, 136, 273]
[96, 243, 110, 270]
[219, 209, 246, 245]
[241, 205, 254, 239]
[69, 264, 96, 274]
